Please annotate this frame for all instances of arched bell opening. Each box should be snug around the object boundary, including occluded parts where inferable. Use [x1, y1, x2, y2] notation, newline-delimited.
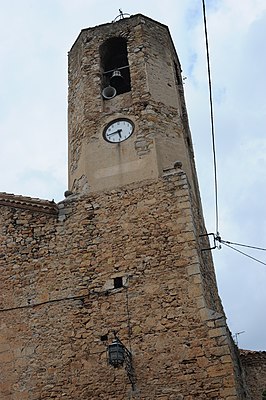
[100, 37, 131, 98]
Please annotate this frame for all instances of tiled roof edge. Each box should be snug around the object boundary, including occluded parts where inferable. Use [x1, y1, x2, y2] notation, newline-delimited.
[0, 192, 58, 215]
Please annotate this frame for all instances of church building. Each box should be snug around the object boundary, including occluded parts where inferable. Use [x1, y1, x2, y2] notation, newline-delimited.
[0, 13, 265, 400]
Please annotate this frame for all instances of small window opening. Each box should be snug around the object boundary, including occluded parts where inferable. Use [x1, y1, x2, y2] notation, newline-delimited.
[174, 61, 182, 86]
[100, 334, 108, 342]
[113, 276, 123, 289]
[100, 37, 131, 96]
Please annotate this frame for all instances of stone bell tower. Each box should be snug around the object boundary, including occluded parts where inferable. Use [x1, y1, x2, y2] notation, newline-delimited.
[0, 14, 248, 400]
[68, 14, 198, 195]
[65, 14, 246, 399]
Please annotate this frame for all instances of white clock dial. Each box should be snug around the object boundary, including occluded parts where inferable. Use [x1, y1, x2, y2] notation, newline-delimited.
[103, 118, 134, 143]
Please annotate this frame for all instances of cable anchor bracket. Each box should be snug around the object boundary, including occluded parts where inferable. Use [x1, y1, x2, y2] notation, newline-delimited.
[199, 232, 222, 251]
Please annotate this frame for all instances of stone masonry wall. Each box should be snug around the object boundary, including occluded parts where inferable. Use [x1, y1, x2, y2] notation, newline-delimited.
[240, 351, 266, 399]
[0, 170, 245, 399]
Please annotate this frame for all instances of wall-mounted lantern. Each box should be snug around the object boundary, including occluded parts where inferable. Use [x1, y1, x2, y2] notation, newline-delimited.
[107, 336, 136, 390]
[108, 339, 125, 368]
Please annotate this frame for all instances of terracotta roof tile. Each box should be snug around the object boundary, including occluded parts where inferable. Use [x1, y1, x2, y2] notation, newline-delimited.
[0, 192, 58, 215]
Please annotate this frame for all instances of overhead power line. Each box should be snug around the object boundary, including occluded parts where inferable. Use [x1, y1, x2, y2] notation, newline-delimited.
[201, 234, 266, 266]
[220, 239, 266, 252]
[200, 2, 266, 271]
[221, 241, 266, 267]
[200, 2, 266, 270]
[201, 0, 219, 236]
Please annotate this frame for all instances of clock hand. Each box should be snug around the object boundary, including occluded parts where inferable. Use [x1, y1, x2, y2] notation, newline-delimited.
[106, 129, 122, 136]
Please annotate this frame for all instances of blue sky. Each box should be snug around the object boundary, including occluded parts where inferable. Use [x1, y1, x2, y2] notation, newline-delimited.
[0, 0, 266, 350]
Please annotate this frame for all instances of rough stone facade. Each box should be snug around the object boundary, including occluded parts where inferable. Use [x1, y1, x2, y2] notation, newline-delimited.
[0, 12, 263, 400]
[0, 169, 247, 399]
[240, 351, 266, 399]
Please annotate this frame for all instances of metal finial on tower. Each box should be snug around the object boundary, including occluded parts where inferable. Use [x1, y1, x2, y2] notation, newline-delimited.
[112, 9, 130, 23]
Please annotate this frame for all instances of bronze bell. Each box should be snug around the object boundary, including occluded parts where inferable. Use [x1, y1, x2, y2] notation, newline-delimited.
[110, 69, 124, 87]
[102, 85, 116, 99]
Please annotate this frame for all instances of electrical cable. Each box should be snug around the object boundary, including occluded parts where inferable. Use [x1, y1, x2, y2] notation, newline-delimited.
[222, 241, 266, 266]
[200, 5, 265, 262]
[202, 0, 219, 236]
[0, 287, 124, 313]
[124, 283, 132, 353]
[0, 293, 86, 313]
[220, 239, 266, 252]
[200, 5, 265, 259]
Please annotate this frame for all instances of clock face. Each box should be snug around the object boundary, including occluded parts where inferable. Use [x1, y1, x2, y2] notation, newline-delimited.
[103, 118, 134, 143]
